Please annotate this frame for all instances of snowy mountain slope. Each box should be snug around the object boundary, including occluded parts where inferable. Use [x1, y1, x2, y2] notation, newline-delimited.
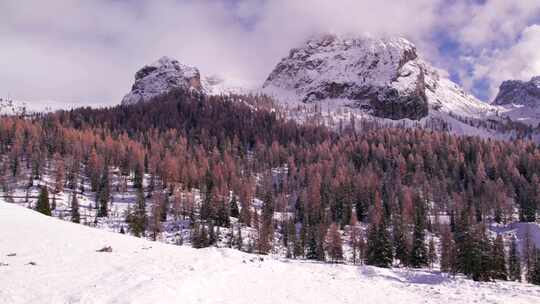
[263, 34, 429, 120]
[0, 98, 104, 115]
[1, 202, 540, 304]
[262, 34, 500, 121]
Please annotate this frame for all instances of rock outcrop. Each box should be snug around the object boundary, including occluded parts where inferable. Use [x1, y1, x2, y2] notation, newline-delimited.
[493, 76, 540, 106]
[263, 34, 429, 120]
[122, 57, 203, 105]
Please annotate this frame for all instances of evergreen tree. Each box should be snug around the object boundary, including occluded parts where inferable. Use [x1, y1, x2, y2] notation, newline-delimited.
[306, 225, 319, 260]
[236, 224, 243, 251]
[440, 226, 456, 274]
[392, 216, 409, 266]
[35, 186, 51, 216]
[191, 223, 201, 248]
[508, 236, 521, 282]
[97, 169, 110, 217]
[366, 219, 393, 267]
[492, 235, 507, 280]
[230, 196, 240, 218]
[133, 164, 143, 189]
[530, 249, 540, 285]
[428, 237, 437, 269]
[70, 194, 80, 223]
[127, 188, 147, 237]
[349, 215, 361, 265]
[409, 205, 428, 268]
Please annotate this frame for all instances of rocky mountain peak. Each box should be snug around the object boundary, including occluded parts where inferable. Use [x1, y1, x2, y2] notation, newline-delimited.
[121, 56, 203, 105]
[493, 75, 540, 106]
[263, 34, 429, 120]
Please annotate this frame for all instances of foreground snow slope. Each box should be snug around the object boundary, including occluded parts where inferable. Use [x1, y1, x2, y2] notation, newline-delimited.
[1, 202, 539, 304]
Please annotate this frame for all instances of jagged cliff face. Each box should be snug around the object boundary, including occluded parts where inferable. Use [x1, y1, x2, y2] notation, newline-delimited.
[263, 34, 429, 120]
[122, 57, 203, 105]
[493, 76, 540, 106]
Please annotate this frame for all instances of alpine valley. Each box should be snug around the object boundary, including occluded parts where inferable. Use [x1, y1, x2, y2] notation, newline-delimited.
[2, 32, 540, 304]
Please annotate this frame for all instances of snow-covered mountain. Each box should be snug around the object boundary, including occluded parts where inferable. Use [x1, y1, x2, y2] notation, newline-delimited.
[119, 36, 538, 141]
[493, 76, 540, 126]
[2, 201, 540, 304]
[121, 57, 205, 105]
[262, 34, 498, 122]
[121, 57, 247, 105]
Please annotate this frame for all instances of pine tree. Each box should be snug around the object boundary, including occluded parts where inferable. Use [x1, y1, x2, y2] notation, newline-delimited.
[306, 225, 319, 260]
[70, 194, 80, 223]
[524, 226, 535, 282]
[530, 249, 540, 285]
[440, 225, 456, 274]
[127, 188, 147, 237]
[349, 215, 361, 264]
[508, 236, 521, 282]
[366, 220, 393, 267]
[133, 164, 143, 189]
[392, 216, 409, 266]
[492, 235, 507, 280]
[191, 223, 201, 248]
[366, 193, 393, 268]
[230, 196, 240, 218]
[236, 224, 243, 251]
[97, 169, 110, 217]
[35, 186, 51, 216]
[258, 191, 274, 254]
[410, 205, 428, 268]
[326, 223, 343, 263]
[149, 197, 163, 241]
[428, 237, 437, 269]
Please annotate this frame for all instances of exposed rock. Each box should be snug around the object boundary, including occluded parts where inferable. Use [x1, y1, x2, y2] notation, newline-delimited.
[263, 34, 429, 120]
[96, 246, 113, 253]
[493, 76, 540, 106]
[121, 57, 204, 105]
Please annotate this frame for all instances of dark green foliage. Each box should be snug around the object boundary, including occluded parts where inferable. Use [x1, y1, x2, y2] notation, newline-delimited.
[133, 165, 143, 189]
[410, 199, 427, 268]
[191, 223, 210, 249]
[392, 217, 409, 266]
[427, 237, 437, 268]
[530, 249, 540, 285]
[492, 235, 507, 280]
[366, 220, 393, 268]
[230, 196, 240, 218]
[70, 194, 80, 223]
[127, 188, 147, 237]
[306, 225, 319, 260]
[508, 236, 521, 282]
[35, 186, 51, 216]
[97, 169, 110, 217]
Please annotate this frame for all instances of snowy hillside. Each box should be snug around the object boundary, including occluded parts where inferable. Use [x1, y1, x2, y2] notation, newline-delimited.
[1, 202, 540, 304]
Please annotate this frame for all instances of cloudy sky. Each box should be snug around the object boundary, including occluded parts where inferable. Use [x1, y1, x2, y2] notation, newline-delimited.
[1, 0, 540, 107]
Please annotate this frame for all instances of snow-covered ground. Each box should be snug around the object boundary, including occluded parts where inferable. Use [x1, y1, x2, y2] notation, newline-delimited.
[1, 202, 540, 304]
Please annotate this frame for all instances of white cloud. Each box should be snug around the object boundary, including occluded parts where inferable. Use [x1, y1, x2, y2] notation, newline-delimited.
[451, 0, 540, 48]
[0, 0, 538, 105]
[467, 24, 540, 100]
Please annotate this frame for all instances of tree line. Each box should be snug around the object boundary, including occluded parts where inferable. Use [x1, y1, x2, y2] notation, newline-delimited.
[1, 88, 539, 283]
